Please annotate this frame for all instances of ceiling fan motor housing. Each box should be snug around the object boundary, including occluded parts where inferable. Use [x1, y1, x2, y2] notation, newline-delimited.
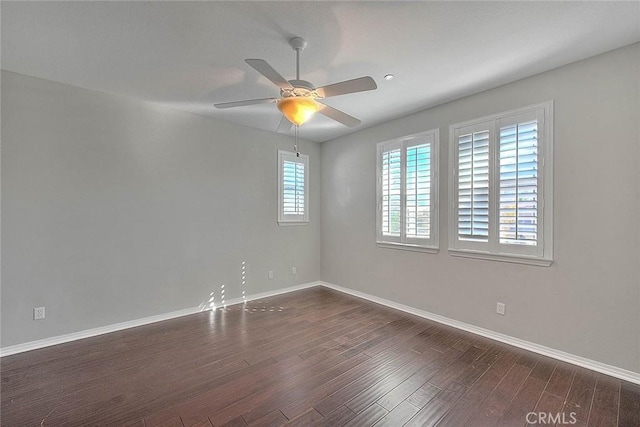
[281, 79, 319, 99]
[289, 37, 307, 52]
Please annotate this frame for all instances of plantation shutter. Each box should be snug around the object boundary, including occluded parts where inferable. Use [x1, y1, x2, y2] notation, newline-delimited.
[449, 102, 551, 264]
[495, 108, 546, 257]
[282, 160, 305, 217]
[499, 120, 538, 246]
[380, 142, 402, 240]
[405, 141, 431, 241]
[278, 151, 309, 223]
[457, 129, 490, 241]
[377, 130, 439, 250]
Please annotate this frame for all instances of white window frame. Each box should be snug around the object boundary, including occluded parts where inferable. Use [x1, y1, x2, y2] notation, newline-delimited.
[448, 101, 553, 266]
[376, 129, 439, 253]
[278, 150, 309, 225]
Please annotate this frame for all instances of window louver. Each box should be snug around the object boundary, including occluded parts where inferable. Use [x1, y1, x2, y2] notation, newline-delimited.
[499, 121, 538, 246]
[282, 160, 305, 216]
[278, 150, 308, 224]
[406, 143, 431, 239]
[381, 148, 401, 236]
[458, 130, 490, 241]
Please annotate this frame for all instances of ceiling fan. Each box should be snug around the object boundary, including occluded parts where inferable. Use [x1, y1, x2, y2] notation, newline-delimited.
[214, 37, 377, 131]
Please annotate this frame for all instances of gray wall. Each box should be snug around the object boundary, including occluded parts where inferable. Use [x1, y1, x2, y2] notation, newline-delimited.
[321, 43, 640, 373]
[1, 71, 321, 347]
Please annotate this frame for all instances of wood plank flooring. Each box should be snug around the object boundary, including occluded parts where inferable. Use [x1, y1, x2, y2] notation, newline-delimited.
[1, 287, 638, 426]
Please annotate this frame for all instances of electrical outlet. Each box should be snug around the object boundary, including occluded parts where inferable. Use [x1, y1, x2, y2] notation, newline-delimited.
[268, 271, 274, 280]
[496, 302, 506, 316]
[34, 307, 45, 320]
[291, 267, 297, 275]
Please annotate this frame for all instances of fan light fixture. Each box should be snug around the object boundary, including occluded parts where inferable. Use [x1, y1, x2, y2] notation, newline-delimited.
[277, 97, 319, 126]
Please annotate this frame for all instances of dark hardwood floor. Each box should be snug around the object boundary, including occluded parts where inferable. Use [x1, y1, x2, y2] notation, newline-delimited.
[2, 287, 638, 426]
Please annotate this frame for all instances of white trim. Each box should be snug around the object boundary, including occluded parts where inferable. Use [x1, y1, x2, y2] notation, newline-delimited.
[277, 220, 309, 226]
[376, 241, 439, 254]
[449, 248, 552, 267]
[0, 281, 320, 357]
[0, 307, 201, 357]
[232, 281, 319, 304]
[318, 281, 640, 385]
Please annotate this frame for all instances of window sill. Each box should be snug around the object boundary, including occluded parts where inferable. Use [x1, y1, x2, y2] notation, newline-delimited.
[278, 221, 309, 226]
[377, 242, 439, 254]
[449, 249, 553, 267]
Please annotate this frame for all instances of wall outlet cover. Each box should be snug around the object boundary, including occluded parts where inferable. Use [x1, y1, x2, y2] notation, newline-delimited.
[34, 307, 45, 320]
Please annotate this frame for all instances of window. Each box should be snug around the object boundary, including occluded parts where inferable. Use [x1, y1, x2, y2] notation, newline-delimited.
[376, 129, 439, 251]
[449, 102, 553, 265]
[278, 150, 309, 224]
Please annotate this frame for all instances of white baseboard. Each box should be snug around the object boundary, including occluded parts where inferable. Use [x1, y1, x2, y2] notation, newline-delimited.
[318, 281, 640, 385]
[0, 281, 320, 357]
[222, 281, 320, 307]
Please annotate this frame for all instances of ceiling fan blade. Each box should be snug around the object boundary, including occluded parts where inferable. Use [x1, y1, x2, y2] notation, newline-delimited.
[317, 103, 361, 127]
[315, 76, 377, 98]
[214, 98, 278, 109]
[245, 59, 293, 89]
[277, 115, 293, 133]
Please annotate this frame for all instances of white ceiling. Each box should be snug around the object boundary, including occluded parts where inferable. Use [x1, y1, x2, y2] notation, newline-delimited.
[2, 1, 639, 142]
